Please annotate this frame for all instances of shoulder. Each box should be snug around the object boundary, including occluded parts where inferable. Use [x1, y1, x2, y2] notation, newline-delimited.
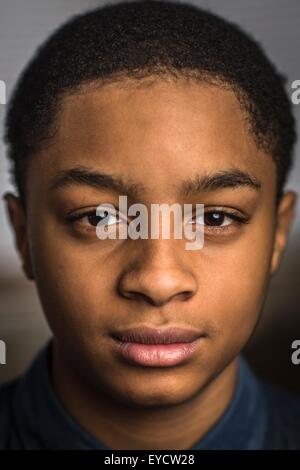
[0, 377, 20, 449]
[260, 379, 300, 449]
[0, 377, 18, 415]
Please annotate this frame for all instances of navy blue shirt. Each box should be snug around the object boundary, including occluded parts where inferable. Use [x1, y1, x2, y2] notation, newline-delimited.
[0, 339, 300, 449]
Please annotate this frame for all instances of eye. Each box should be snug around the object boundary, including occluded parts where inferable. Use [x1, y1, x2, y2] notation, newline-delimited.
[67, 207, 125, 229]
[191, 209, 249, 233]
[199, 211, 234, 227]
[86, 209, 116, 227]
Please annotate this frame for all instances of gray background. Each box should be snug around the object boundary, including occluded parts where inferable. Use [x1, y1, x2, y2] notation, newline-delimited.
[0, 0, 299, 391]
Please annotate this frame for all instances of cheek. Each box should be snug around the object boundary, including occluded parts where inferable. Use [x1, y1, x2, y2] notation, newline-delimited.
[200, 224, 274, 346]
[28, 218, 116, 337]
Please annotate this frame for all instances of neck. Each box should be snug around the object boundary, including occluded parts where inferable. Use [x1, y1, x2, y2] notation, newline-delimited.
[52, 341, 238, 450]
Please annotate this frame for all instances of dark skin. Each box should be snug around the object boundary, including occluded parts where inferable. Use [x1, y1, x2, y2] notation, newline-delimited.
[4, 77, 297, 449]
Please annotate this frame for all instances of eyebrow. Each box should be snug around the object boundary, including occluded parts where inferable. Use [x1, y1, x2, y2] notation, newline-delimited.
[50, 166, 145, 199]
[180, 168, 262, 197]
[50, 166, 261, 198]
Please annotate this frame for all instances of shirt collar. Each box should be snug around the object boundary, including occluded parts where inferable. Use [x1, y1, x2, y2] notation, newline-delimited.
[191, 354, 268, 449]
[12, 338, 267, 450]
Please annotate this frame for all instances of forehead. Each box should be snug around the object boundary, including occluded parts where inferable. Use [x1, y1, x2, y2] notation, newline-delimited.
[30, 78, 276, 200]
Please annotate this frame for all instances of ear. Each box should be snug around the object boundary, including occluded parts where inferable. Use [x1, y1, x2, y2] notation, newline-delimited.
[270, 190, 298, 275]
[3, 192, 35, 280]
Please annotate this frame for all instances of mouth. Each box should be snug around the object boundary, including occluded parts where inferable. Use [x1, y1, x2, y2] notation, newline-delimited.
[111, 326, 207, 367]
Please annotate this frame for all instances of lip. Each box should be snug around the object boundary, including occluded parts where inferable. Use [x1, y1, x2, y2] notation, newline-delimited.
[111, 326, 206, 367]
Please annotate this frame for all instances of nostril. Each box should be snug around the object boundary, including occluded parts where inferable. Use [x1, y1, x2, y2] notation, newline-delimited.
[180, 291, 194, 301]
[118, 269, 197, 306]
[122, 289, 152, 303]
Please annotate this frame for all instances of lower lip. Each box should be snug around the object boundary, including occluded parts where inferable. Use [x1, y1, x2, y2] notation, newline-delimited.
[112, 338, 202, 367]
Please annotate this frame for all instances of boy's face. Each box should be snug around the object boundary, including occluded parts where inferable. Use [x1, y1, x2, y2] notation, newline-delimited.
[5, 79, 297, 407]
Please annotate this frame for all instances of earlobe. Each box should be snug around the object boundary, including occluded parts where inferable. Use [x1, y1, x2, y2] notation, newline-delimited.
[270, 190, 298, 275]
[2, 192, 35, 280]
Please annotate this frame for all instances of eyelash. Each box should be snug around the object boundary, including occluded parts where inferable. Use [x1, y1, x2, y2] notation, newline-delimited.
[66, 208, 250, 235]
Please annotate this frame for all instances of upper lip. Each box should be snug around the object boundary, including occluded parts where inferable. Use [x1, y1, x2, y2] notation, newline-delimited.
[112, 326, 206, 344]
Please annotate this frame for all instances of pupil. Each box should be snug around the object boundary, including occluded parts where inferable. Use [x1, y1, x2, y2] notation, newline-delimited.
[88, 210, 108, 226]
[205, 212, 224, 226]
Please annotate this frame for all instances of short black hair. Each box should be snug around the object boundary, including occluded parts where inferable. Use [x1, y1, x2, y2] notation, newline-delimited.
[4, 0, 296, 208]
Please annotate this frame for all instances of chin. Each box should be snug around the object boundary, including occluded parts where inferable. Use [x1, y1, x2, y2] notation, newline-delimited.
[107, 373, 201, 409]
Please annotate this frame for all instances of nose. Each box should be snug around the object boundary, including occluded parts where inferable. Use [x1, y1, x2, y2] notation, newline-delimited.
[118, 240, 198, 307]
